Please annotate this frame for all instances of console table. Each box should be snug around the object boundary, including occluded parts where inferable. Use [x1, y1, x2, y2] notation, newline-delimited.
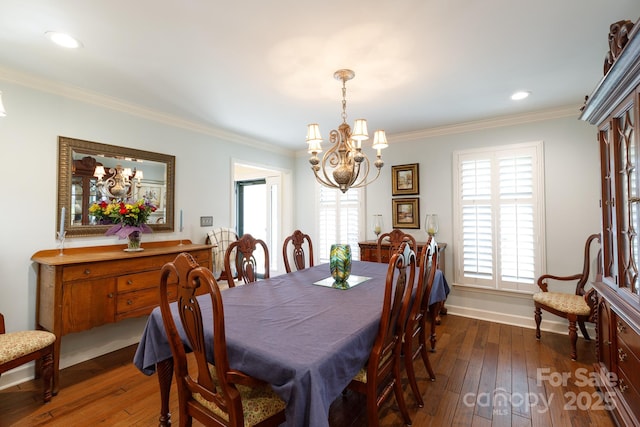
[31, 240, 212, 393]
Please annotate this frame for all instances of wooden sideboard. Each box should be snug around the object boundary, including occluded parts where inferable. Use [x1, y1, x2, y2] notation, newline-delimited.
[31, 240, 212, 393]
[358, 240, 447, 274]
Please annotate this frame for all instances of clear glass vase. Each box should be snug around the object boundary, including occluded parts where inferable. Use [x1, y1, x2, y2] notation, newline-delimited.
[127, 230, 142, 251]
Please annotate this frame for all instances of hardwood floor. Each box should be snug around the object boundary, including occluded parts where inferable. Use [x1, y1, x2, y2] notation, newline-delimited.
[0, 314, 615, 426]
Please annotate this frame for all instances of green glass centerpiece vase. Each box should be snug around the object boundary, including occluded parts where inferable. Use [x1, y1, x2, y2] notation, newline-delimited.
[330, 244, 352, 288]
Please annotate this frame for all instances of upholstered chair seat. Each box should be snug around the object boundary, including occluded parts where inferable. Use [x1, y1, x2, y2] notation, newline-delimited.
[193, 364, 286, 426]
[532, 292, 592, 316]
[0, 313, 56, 403]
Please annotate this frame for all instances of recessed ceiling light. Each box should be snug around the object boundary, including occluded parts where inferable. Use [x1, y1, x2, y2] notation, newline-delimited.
[511, 91, 531, 101]
[45, 31, 82, 49]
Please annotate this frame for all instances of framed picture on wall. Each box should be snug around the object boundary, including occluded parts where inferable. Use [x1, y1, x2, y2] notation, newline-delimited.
[392, 197, 420, 229]
[391, 163, 419, 195]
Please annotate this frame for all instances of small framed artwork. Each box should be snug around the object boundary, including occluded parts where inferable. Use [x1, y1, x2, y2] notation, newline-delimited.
[391, 163, 419, 195]
[392, 198, 420, 229]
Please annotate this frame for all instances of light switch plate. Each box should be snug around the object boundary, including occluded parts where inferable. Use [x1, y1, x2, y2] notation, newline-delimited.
[200, 216, 213, 227]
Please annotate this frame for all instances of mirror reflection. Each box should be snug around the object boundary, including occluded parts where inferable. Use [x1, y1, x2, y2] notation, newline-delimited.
[58, 136, 175, 237]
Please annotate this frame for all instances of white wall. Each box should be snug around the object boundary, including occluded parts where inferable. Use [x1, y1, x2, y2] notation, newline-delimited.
[294, 112, 601, 331]
[0, 80, 294, 387]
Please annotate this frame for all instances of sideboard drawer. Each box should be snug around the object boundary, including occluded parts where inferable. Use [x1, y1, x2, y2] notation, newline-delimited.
[117, 270, 177, 292]
[63, 259, 125, 282]
[617, 367, 640, 422]
[117, 284, 177, 314]
[616, 336, 640, 394]
[617, 316, 640, 356]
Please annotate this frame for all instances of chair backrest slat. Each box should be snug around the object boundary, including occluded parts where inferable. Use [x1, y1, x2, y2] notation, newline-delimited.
[376, 229, 417, 263]
[283, 230, 314, 273]
[224, 233, 270, 287]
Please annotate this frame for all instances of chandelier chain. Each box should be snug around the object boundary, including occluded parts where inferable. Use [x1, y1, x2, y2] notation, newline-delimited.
[341, 78, 348, 124]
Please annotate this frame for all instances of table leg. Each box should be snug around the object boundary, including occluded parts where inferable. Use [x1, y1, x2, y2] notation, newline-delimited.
[429, 302, 441, 351]
[156, 358, 174, 427]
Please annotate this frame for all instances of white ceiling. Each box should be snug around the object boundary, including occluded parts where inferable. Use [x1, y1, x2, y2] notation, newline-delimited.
[0, 1, 638, 151]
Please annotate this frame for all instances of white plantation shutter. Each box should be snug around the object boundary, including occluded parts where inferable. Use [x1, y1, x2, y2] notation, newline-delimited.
[317, 185, 363, 263]
[461, 159, 493, 280]
[453, 142, 544, 293]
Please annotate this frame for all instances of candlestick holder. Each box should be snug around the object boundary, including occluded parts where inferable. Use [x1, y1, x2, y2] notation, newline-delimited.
[178, 225, 184, 245]
[425, 213, 439, 237]
[57, 231, 67, 256]
[372, 214, 383, 239]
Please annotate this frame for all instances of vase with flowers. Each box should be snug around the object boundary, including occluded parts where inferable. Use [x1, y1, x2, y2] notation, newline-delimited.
[89, 198, 157, 251]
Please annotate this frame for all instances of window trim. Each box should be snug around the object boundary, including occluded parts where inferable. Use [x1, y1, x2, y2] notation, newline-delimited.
[452, 140, 546, 294]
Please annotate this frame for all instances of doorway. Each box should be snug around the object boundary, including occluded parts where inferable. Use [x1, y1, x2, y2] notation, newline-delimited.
[233, 162, 291, 275]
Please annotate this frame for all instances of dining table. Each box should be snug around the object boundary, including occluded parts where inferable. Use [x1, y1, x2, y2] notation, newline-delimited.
[133, 260, 450, 427]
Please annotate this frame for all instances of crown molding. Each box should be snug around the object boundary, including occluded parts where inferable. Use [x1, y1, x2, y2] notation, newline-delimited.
[1, 66, 580, 157]
[294, 105, 581, 157]
[0, 66, 293, 157]
[392, 105, 581, 143]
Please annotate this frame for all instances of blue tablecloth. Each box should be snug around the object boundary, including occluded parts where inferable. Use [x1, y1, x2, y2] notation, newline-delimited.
[133, 261, 449, 427]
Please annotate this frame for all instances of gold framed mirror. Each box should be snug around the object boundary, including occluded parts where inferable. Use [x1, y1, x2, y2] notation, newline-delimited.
[57, 136, 176, 237]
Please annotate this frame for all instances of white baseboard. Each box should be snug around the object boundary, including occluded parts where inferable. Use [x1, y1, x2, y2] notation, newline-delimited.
[444, 304, 596, 338]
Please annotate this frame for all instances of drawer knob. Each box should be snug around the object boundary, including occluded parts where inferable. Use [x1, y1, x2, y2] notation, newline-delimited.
[616, 320, 626, 333]
[619, 379, 628, 393]
[108, 293, 114, 298]
[84, 269, 91, 275]
[127, 299, 133, 305]
[127, 280, 133, 285]
[618, 348, 628, 362]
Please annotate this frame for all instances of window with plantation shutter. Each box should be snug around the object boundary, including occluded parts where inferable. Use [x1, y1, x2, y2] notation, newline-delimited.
[317, 185, 363, 263]
[453, 141, 545, 293]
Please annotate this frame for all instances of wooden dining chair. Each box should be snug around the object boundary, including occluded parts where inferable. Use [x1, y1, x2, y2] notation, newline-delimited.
[282, 229, 314, 273]
[224, 233, 270, 288]
[376, 229, 417, 263]
[402, 235, 438, 407]
[206, 227, 239, 284]
[0, 313, 56, 403]
[158, 252, 286, 427]
[346, 242, 415, 427]
[533, 233, 601, 361]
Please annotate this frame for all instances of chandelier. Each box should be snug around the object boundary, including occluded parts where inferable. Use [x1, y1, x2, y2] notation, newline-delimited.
[93, 164, 143, 199]
[306, 69, 389, 193]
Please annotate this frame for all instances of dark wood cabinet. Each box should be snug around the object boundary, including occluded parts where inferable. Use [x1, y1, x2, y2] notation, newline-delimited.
[31, 240, 212, 394]
[580, 18, 640, 427]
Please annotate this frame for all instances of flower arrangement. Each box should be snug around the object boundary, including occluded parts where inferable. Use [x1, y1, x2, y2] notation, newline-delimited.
[89, 198, 157, 239]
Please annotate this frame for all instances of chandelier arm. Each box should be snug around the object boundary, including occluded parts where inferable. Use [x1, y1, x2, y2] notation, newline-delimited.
[312, 169, 339, 190]
[349, 166, 383, 189]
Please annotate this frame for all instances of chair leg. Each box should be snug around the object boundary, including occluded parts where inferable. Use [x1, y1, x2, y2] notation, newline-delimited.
[41, 348, 54, 403]
[568, 319, 578, 361]
[534, 307, 542, 339]
[393, 358, 412, 426]
[429, 304, 438, 351]
[419, 340, 436, 381]
[578, 320, 591, 341]
[366, 381, 380, 427]
[404, 340, 424, 408]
